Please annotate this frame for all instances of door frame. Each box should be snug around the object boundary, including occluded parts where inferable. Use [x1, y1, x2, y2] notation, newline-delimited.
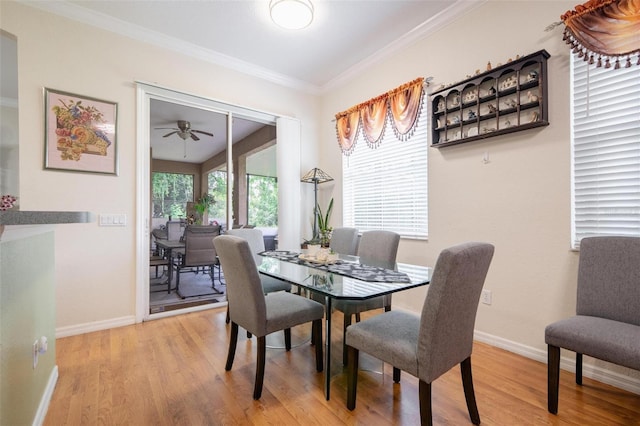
[135, 82, 300, 322]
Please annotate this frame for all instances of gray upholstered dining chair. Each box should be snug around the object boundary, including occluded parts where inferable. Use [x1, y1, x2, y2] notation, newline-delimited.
[329, 227, 359, 256]
[173, 225, 222, 296]
[224, 228, 291, 324]
[213, 235, 324, 399]
[545, 236, 640, 415]
[334, 230, 400, 364]
[345, 242, 494, 426]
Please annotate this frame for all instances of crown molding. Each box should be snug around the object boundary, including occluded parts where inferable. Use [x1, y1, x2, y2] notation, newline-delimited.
[22, 0, 484, 96]
[22, 1, 322, 95]
[321, 0, 487, 93]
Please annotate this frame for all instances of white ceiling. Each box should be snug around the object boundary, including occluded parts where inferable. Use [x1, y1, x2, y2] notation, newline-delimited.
[24, 0, 481, 165]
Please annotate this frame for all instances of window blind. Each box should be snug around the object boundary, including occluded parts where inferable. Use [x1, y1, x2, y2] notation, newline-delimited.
[342, 106, 428, 239]
[571, 54, 640, 248]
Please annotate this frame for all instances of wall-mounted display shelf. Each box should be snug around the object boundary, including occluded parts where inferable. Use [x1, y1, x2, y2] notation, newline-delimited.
[431, 49, 550, 148]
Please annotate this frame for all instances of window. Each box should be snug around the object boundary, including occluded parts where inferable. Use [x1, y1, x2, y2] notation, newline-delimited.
[342, 107, 428, 239]
[151, 172, 194, 218]
[247, 174, 278, 227]
[207, 169, 227, 225]
[571, 54, 640, 248]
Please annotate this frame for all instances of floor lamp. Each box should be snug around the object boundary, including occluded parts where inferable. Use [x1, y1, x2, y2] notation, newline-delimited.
[301, 168, 333, 239]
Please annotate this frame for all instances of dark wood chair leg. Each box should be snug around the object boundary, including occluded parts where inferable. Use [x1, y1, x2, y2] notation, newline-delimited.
[225, 306, 230, 324]
[355, 313, 361, 322]
[343, 314, 352, 366]
[284, 328, 291, 351]
[346, 345, 359, 410]
[254, 336, 266, 399]
[576, 353, 583, 385]
[461, 357, 480, 425]
[419, 380, 433, 426]
[548, 344, 560, 414]
[393, 367, 401, 383]
[313, 319, 323, 372]
[225, 322, 238, 371]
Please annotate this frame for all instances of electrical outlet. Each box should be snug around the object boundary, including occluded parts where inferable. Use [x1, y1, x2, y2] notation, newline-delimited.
[33, 340, 39, 369]
[481, 289, 492, 305]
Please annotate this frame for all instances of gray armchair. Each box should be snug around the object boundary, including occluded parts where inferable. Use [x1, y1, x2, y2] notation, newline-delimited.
[213, 235, 324, 399]
[329, 227, 359, 256]
[345, 242, 495, 425]
[334, 230, 400, 364]
[545, 236, 640, 414]
[173, 225, 222, 297]
[224, 228, 291, 324]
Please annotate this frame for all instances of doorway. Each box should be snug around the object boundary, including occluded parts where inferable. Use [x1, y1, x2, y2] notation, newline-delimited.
[135, 83, 301, 322]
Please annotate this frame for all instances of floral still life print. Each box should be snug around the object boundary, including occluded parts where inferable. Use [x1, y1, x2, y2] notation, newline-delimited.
[45, 88, 117, 175]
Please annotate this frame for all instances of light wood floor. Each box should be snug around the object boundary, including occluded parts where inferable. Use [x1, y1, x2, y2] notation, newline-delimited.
[45, 307, 640, 425]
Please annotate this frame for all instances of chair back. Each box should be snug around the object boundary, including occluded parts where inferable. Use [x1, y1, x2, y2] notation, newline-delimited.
[166, 221, 183, 241]
[357, 230, 400, 269]
[330, 227, 359, 256]
[418, 242, 494, 383]
[182, 225, 220, 266]
[214, 235, 267, 335]
[226, 228, 265, 264]
[577, 236, 640, 326]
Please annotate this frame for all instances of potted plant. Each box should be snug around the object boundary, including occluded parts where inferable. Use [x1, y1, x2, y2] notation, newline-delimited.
[194, 193, 215, 225]
[316, 198, 333, 247]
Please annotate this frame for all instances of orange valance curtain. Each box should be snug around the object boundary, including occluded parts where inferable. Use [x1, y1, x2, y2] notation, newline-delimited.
[335, 77, 424, 155]
[561, 0, 640, 68]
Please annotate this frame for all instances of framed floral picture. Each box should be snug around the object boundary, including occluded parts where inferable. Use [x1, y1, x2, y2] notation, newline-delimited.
[44, 88, 118, 175]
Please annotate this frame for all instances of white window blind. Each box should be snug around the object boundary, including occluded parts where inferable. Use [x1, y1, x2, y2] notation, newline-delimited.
[571, 54, 640, 248]
[342, 106, 428, 239]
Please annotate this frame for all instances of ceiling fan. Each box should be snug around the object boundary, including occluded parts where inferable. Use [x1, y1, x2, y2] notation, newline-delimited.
[155, 120, 213, 141]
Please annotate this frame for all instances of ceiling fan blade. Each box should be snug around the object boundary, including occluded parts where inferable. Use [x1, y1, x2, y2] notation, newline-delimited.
[190, 133, 200, 141]
[163, 131, 179, 138]
[154, 127, 178, 130]
[191, 130, 214, 137]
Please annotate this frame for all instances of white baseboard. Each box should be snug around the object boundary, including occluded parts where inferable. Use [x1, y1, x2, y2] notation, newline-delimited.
[474, 330, 640, 395]
[32, 365, 58, 426]
[55, 315, 136, 338]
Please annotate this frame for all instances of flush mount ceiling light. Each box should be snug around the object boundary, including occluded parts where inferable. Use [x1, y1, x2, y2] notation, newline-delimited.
[270, 0, 314, 30]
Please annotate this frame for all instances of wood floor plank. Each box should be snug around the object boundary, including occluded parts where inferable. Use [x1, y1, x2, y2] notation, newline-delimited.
[45, 307, 640, 425]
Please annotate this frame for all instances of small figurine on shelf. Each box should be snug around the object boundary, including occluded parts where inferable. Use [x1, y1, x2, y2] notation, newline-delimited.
[504, 120, 512, 128]
[527, 91, 539, 103]
[437, 99, 445, 112]
[504, 98, 518, 109]
[530, 111, 540, 123]
[487, 103, 497, 114]
[488, 86, 496, 96]
[451, 94, 460, 107]
[487, 61, 492, 71]
[464, 89, 478, 103]
[468, 110, 477, 120]
[527, 70, 539, 82]
[451, 115, 460, 124]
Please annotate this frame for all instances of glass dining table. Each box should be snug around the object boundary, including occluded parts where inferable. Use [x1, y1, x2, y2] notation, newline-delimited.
[257, 251, 432, 400]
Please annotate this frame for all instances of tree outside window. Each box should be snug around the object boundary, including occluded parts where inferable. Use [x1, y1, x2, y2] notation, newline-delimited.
[248, 174, 278, 227]
[152, 172, 194, 218]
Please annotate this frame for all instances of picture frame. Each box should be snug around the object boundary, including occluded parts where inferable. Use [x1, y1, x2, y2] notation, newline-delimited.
[44, 88, 118, 175]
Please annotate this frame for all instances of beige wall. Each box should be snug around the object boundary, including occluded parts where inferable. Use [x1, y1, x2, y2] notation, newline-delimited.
[319, 0, 638, 385]
[0, 1, 319, 331]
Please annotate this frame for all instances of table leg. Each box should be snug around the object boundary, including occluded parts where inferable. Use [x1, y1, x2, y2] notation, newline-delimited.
[165, 248, 173, 294]
[324, 295, 332, 400]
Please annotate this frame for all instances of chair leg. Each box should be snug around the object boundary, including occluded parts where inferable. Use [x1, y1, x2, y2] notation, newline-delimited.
[254, 336, 266, 399]
[355, 313, 361, 322]
[176, 266, 182, 297]
[343, 314, 352, 366]
[284, 328, 291, 351]
[313, 319, 323, 372]
[576, 353, 583, 385]
[346, 345, 359, 410]
[548, 344, 560, 414]
[419, 380, 433, 426]
[393, 367, 401, 383]
[225, 322, 239, 371]
[225, 306, 230, 324]
[461, 356, 480, 425]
